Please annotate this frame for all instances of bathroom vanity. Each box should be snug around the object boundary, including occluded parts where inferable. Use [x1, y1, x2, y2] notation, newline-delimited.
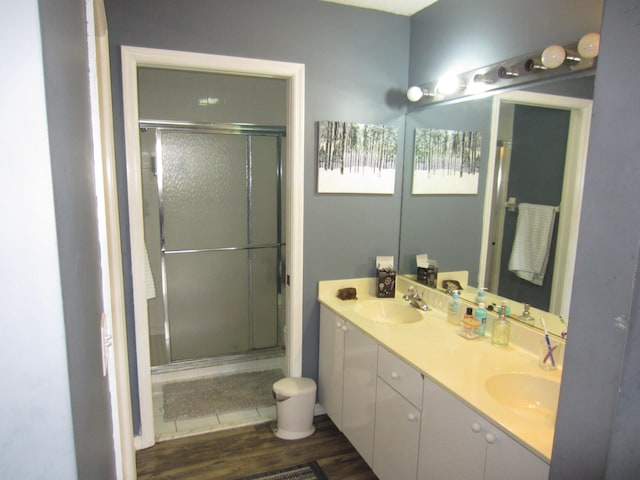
[318, 276, 562, 480]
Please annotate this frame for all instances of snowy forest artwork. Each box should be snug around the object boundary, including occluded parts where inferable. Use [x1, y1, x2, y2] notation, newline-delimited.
[412, 128, 482, 194]
[317, 120, 398, 194]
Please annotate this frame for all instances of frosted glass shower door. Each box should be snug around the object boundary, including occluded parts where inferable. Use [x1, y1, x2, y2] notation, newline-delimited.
[160, 130, 281, 362]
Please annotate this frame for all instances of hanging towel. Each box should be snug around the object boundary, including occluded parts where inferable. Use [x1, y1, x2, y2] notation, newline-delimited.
[144, 244, 157, 299]
[508, 203, 557, 286]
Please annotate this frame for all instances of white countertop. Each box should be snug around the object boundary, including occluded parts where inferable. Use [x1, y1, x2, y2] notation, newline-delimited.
[318, 277, 564, 462]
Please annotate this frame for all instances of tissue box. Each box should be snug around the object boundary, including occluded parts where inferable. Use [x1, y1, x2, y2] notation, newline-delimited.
[376, 269, 396, 298]
[417, 266, 438, 288]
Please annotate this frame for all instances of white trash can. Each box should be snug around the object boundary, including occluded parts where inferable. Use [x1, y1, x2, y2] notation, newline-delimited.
[272, 377, 316, 440]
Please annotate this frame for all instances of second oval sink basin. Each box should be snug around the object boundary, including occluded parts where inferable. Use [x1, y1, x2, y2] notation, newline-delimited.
[354, 300, 423, 324]
[485, 373, 560, 420]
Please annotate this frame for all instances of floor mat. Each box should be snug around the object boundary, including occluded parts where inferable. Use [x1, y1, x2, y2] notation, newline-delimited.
[238, 461, 327, 480]
[163, 368, 284, 421]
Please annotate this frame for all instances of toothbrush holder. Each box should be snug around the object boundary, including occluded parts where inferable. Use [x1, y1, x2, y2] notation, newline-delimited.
[538, 338, 561, 371]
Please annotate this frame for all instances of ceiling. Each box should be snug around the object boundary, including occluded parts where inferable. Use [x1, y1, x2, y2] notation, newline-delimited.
[318, 0, 439, 16]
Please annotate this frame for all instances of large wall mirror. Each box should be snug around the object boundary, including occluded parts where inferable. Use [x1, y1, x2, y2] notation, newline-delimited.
[399, 72, 595, 337]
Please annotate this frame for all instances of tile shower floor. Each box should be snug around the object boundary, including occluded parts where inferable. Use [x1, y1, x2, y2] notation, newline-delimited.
[151, 353, 286, 442]
[152, 379, 277, 442]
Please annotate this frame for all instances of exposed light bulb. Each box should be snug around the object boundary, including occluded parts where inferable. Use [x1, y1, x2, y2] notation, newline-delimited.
[541, 44, 567, 69]
[406, 86, 425, 102]
[435, 74, 461, 95]
[578, 32, 600, 58]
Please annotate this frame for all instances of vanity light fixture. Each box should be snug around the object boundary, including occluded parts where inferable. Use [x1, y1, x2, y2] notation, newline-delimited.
[541, 32, 600, 69]
[406, 85, 434, 102]
[406, 32, 599, 106]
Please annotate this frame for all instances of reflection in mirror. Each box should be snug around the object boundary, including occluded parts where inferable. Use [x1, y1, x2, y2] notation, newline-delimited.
[399, 74, 595, 337]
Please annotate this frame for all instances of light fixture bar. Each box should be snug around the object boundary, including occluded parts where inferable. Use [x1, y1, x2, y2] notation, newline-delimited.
[407, 33, 599, 107]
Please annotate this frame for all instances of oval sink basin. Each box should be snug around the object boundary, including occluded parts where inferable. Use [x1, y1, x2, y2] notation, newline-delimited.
[485, 373, 560, 420]
[354, 300, 423, 324]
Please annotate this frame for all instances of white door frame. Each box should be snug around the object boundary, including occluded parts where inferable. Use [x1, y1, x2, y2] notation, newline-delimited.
[478, 90, 592, 318]
[120, 46, 305, 449]
[86, 1, 136, 478]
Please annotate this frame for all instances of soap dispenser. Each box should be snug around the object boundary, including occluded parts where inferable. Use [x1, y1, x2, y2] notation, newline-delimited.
[491, 306, 511, 347]
[474, 302, 488, 337]
[447, 291, 462, 325]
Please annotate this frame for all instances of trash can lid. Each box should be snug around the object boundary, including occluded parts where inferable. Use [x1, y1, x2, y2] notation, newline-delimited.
[273, 377, 316, 395]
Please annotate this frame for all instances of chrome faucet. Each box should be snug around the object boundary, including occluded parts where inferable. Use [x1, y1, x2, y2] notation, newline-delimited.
[403, 286, 429, 311]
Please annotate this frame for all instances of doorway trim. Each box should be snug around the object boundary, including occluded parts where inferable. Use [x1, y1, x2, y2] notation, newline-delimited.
[121, 46, 305, 449]
[479, 90, 592, 318]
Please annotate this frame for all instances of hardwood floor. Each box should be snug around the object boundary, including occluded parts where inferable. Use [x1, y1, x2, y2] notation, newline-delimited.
[136, 414, 378, 479]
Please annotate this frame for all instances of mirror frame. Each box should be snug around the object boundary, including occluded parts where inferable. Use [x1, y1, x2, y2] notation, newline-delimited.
[478, 89, 592, 318]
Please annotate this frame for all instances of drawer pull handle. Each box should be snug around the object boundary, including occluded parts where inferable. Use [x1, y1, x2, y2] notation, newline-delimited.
[485, 432, 497, 444]
[408, 413, 418, 422]
[471, 422, 482, 433]
[391, 371, 400, 380]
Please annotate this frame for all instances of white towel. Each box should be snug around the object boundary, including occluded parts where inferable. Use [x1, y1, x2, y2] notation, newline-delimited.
[508, 203, 557, 286]
[144, 244, 157, 299]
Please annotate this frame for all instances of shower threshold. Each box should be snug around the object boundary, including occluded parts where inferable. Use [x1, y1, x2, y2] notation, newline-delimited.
[151, 346, 286, 384]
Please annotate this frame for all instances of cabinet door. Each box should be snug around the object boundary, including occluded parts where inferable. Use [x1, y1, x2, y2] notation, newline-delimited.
[318, 306, 345, 429]
[373, 378, 421, 480]
[342, 323, 378, 467]
[484, 431, 549, 480]
[418, 377, 486, 480]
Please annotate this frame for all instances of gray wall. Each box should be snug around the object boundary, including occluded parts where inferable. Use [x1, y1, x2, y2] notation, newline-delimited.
[104, 0, 410, 432]
[39, 0, 117, 478]
[2, 0, 115, 478]
[553, 0, 640, 477]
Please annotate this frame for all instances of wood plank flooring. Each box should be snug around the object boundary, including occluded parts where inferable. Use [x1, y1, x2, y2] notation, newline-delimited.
[136, 415, 378, 479]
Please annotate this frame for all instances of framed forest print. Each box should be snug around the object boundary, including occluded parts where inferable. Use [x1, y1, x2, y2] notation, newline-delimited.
[412, 128, 481, 194]
[317, 120, 398, 194]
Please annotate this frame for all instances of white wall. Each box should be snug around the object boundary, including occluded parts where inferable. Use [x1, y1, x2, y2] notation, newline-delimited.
[0, 1, 77, 477]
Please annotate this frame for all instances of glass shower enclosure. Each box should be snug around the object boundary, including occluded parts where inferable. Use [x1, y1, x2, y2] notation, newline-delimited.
[141, 122, 286, 365]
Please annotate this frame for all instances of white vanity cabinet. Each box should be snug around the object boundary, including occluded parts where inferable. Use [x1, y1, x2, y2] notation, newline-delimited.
[318, 305, 378, 466]
[373, 347, 423, 480]
[418, 377, 549, 480]
[318, 305, 346, 429]
[319, 300, 550, 480]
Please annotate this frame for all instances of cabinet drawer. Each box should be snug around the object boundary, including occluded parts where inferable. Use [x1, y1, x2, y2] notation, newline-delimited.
[377, 346, 423, 409]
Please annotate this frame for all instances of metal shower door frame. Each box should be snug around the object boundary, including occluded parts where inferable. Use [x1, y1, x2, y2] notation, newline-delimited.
[143, 120, 286, 363]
